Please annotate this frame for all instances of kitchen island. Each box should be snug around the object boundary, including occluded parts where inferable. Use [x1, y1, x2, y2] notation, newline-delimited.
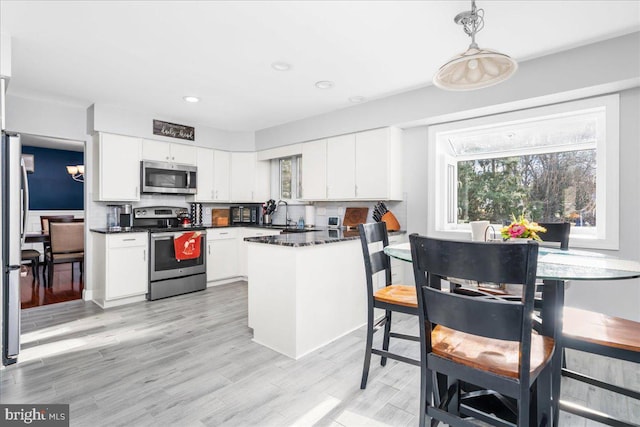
[245, 228, 406, 359]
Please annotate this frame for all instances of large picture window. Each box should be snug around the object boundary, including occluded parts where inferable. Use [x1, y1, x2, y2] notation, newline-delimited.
[428, 94, 619, 249]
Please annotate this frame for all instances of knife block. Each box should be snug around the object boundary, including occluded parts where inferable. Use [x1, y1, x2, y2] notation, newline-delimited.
[381, 211, 400, 231]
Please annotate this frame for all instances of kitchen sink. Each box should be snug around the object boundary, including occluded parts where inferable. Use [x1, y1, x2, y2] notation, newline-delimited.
[280, 228, 319, 234]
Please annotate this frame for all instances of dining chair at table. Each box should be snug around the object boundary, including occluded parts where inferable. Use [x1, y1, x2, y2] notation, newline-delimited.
[44, 219, 84, 288]
[40, 215, 75, 235]
[358, 222, 420, 390]
[21, 249, 41, 285]
[410, 234, 554, 427]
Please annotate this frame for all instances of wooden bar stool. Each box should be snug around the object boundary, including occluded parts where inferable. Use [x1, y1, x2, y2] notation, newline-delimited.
[410, 235, 554, 427]
[560, 306, 640, 426]
[358, 222, 420, 390]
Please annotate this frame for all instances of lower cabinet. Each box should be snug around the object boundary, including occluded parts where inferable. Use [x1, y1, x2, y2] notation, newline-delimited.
[92, 232, 148, 307]
[205, 227, 281, 282]
[206, 228, 239, 282]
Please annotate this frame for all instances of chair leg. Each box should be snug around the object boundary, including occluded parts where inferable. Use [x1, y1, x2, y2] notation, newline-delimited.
[536, 366, 552, 427]
[48, 262, 53, 288]
[381, 310, 392, 366]
[360, 307, 375, 389]
[518, 385, 531, 426]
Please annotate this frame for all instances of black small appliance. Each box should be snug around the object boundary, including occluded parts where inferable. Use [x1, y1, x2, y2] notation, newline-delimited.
[230, 205, 261, 225]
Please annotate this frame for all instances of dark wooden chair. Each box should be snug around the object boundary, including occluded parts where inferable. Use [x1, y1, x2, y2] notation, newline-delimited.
[358, 222, 420, 389]
[560, 302, 640, 426]
[44, 219, 84, 288]
[21, 249, 41, 284]
[410, 234, 554, 426]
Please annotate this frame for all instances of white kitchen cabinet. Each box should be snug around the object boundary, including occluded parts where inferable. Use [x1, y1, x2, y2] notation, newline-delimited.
[301, 127, 403, 201]
[92, 232, 148, 307]
[301, 139, 327, 200]
[355, 127, 403, 200]
[191, 147, 214, 202]
[206, 228, 238, 282]
[142, 139, 196, 165]
[213, 150, 231, 201]
[230, 152, 270, 202]
[327, 134, 356, 199]
[238, 228, 281, 276]
[230, 152, 255, 202]
[93, 133, 141, 201]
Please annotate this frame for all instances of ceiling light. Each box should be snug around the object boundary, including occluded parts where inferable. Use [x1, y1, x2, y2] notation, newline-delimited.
[271, 62, 292, 71]
[433, 0, 517, 91]
[183, 96, 200, 103]
[349, 96, 366, 103]
[315, 81, 334, 90]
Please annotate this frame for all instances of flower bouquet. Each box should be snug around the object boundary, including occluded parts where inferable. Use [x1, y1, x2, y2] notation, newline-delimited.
[500, 213, 546, 241]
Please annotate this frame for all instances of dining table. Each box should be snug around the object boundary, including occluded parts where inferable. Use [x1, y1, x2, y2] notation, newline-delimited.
[384, 242, 640, 427]
[24, 232, 49, 244]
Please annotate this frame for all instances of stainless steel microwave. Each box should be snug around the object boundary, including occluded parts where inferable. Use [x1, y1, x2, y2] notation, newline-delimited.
[141, 161, 197, 195]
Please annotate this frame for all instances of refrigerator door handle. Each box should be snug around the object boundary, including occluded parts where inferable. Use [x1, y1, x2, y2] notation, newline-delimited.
[20, 158, 29, 244]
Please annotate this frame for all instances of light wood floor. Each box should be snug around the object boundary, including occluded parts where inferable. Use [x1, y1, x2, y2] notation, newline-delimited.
[1, 282, 637, 426]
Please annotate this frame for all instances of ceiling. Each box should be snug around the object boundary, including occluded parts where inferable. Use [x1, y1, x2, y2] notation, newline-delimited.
[1, 1, 639, 132]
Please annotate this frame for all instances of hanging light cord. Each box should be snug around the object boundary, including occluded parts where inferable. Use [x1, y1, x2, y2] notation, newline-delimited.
[456, 0, 485, 49]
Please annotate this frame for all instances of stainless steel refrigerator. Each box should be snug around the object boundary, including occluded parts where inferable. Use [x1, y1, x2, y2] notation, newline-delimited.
[1, 77, 26, 365]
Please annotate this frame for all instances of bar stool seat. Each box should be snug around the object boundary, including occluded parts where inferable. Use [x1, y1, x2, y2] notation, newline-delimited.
[21, 249, 41, 283]
[374, 284, 417, 308]
[563, 306, 640, 355]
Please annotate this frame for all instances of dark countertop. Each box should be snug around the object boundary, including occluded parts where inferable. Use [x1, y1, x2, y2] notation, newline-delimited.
[91, 224, 306, 234]
[244, 229, 406, 247]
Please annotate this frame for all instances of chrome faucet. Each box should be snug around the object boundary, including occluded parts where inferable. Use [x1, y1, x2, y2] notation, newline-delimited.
[276, 200, 290, 227]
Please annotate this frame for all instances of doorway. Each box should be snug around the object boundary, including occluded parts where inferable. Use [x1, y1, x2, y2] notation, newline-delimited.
[19, 133, 85, 308]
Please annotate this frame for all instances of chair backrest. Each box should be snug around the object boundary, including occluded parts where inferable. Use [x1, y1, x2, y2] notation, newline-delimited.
[538, 222, 570, 250]
[49, 220, 84, 255]
[359, 222, 391, 297]
[409, 234, 539, 380]
[41, 215, 75, 234]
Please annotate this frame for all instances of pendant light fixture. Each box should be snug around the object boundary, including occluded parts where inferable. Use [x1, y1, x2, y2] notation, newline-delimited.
[433, 0, 517, 91]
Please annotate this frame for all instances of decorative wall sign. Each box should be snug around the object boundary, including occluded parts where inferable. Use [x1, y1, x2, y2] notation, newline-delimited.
[153, 119, 195, 141]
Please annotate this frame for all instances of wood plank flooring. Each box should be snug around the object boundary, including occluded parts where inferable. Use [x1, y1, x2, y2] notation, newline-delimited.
[20, 263, 84, 309]
[1, 282, 637, 426]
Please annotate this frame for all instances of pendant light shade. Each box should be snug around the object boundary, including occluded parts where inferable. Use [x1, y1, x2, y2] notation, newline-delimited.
[433, 1, 517, 91]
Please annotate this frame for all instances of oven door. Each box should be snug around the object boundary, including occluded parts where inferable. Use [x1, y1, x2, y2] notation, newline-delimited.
[150, 231, 206, 281]
[142, 161, 197, 194]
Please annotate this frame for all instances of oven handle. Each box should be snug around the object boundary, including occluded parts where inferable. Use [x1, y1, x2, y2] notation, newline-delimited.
[151, 231, 206, 239]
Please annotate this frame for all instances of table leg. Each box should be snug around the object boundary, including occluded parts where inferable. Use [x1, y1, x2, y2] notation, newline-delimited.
[541, 279, 564, 427]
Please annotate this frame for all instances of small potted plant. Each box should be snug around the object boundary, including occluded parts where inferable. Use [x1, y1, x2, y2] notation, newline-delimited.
[500, 213, 547, 241]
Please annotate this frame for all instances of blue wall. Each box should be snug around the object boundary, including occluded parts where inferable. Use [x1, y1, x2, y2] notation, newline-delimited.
[21, 146, 84, 210]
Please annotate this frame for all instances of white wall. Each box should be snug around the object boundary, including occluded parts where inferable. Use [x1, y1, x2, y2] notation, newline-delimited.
[6, 94, 88, 141]
[255, 32, 640, 149]
[253, 33, 640, 321]
[89, 103, 255, 151]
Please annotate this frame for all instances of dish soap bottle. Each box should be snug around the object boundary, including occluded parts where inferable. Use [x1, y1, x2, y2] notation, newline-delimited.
[297, 216, 305, 229]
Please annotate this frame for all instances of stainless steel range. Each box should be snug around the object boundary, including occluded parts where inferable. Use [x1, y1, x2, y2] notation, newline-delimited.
[133, 206, 207, 300]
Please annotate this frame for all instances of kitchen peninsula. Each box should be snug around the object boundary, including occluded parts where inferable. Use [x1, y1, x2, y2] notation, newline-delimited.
[246, 229, 406, 359]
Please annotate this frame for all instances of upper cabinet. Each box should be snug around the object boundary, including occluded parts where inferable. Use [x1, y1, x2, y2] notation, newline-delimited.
[301, 127, 403, 201]
[142, 139, 196, 165]
[230, 152, 270, 203]
[327, 134, 356, 199]
[213, 150, 231, 202]
[190, 147, 215, 202]
[93, 133, 141, 202]
[301, 139, 327, 200]
[355, 127, 402, 200]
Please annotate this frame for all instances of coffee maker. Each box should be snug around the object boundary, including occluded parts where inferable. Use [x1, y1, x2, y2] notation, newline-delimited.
[106, 204, 133, 230]
[119, 204, 133, 230]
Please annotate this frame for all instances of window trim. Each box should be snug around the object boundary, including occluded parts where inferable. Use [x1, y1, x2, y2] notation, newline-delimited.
[427, 94, 620, 250]
[271, 155, 303, 202]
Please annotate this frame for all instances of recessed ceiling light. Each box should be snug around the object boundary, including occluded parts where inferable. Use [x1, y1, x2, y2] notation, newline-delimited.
[349, 96, 366, 103]
[183, 96, 200, 103]
[271, 62, 292, 71]
[315, 81, 334, 90]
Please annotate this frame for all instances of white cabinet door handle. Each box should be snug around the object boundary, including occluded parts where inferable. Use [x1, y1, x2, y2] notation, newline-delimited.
[143, 249, 146, 262]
